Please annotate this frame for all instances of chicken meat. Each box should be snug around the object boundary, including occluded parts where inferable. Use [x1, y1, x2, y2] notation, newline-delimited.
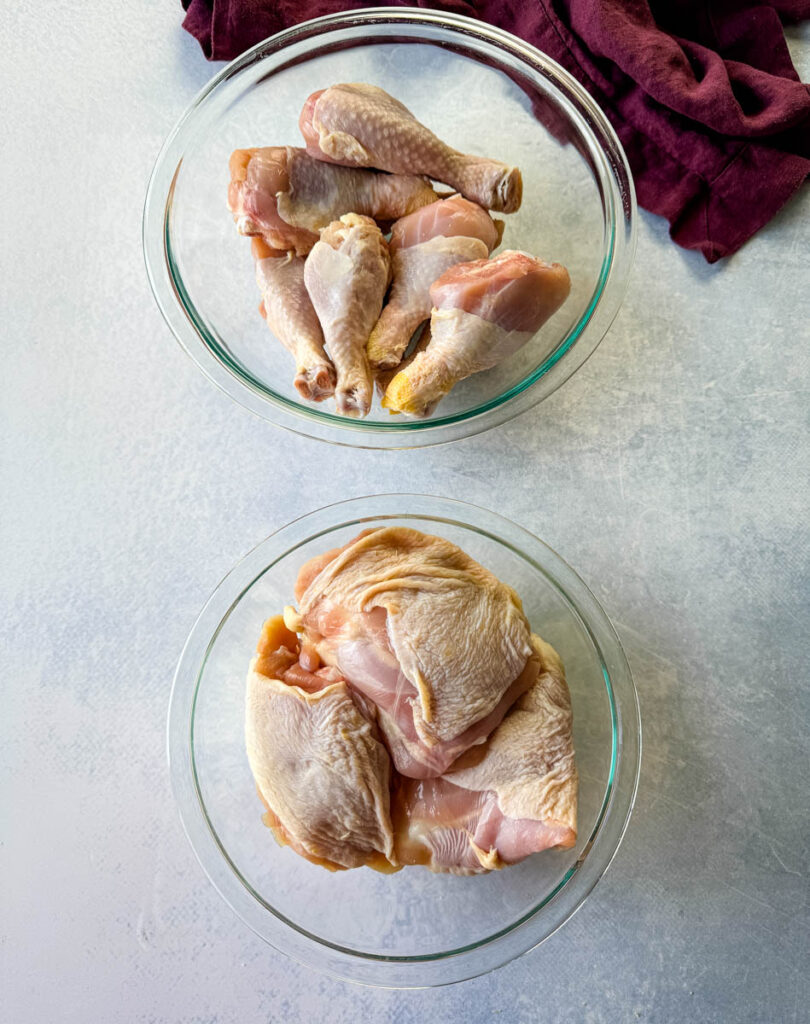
[374, 325, 431, 398]
[383, 250, 571, 417]
[229, 146, 438, 256]
[387, 195, 503, 253]
[252, 238, 336, 402]
[245, 615, 396, 872]
[367, 197, 501, 371]
[299, 83, 523, 213]
[304, 214, 391, 417]
[289, 527, 537, 779]
[229, 148, 318, 255]
[393, 635, 577, 874]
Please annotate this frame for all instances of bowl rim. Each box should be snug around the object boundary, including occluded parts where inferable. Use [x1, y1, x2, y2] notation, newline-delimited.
[143, 7, 637, 449]
[167, 494, 642, 987]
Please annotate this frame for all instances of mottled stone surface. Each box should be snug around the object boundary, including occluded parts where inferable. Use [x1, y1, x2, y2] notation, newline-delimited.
[3, 4, 809, 1021]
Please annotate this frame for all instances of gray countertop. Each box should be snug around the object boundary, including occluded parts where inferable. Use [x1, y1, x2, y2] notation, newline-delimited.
[3, 4, 809, 1021]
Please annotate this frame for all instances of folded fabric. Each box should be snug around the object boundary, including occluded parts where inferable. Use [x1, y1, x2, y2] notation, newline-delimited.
[182, 0, 810, 262]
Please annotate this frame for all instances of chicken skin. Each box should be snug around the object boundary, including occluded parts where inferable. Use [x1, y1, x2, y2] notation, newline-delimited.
[300, 83, 523, 213]
[304, 214, 390, 417]
[229, 148, 318, 255]
[388, 195, 503, 253]
[393, 635, 577, 874]
[252, 238, 336, 402]
[383, 250, 571, 417]
[245, 537, 578, 876]
[374, 325, 431, 398]
[229, 146, 438, 255]
[367, 197, 501, 371]
[245, 616, 395, 872]
[291, 527, 537, 779]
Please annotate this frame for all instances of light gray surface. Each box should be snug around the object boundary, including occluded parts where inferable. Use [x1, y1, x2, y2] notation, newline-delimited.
[2, 4, 809, 1022]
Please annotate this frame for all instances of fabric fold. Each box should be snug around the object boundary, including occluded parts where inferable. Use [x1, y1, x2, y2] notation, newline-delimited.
[181, 0, 810, 261]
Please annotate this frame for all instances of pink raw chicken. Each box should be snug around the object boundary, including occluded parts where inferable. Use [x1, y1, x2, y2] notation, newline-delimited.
[300, 83, 523, 213]
[303, 214, 391, 417]
[291, 527, 538, 779]
[387, 195, 502, 253]
[393, 635, 577, 874]
[383, 250, 571, 417]
[229, 148, 317, 256]
[367, 197, 502, 371]
[228, 146, 438, 256]
[252, 238, 336, 402]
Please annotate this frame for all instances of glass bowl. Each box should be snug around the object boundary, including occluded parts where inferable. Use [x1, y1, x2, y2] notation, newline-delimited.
[144, 9, 636, 448]
[168, 495, 641, 986]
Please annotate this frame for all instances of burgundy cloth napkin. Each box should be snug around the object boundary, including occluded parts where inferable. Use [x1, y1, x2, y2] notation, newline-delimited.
[182, 0, 810, 262]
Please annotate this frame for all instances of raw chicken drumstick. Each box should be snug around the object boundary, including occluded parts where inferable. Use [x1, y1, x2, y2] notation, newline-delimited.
[300, 83, 523, 213]
[393, 635, 577, 874]
[374, 324, 431, 398]
[366, 197, 501, 371]
[229, 146, 438, 256]
[230, 148, 317, 255]
[252, 238, 336, 402]
[383, 250, 571, 417]
[289, 527, 539, 779]
[304, 214, 390, 417]
[388, 195, 503, 252]
[245, 616, 395, 871]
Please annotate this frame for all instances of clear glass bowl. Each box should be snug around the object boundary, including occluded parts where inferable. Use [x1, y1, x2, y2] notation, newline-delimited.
[168, 495, 641, 986]
[144, 9, 636, 448]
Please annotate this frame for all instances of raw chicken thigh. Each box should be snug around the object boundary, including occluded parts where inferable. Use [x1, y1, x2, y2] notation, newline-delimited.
[229, 146, 438, 255]
[393, 635, 578, 874]
[304, 214, 391, 417]
[300, 83, 523, 213]
[245, 616, 395, 871]
[245, 532, 578, 876]
[367, 197, 501, 371]
[291, 527, 537, 779]
[383, 251, 571, 416]
[252, 238, 335, 401]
